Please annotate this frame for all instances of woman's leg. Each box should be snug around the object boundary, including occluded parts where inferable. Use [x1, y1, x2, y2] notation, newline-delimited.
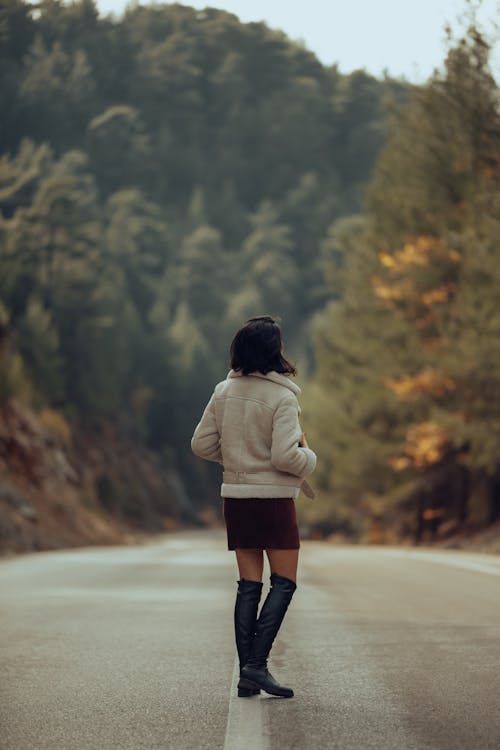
[265, 548, 299, 582]
[233, 549, 264, 696]
[235, 548, 264, 582]
[240, 553, 298, 698]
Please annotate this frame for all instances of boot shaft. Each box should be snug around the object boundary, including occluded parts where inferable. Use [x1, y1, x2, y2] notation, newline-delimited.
[234, 578, 263, 668]
[244, 572, 297, 670]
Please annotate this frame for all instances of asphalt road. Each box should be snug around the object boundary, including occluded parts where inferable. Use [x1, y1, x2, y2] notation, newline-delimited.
[1, 529, 499, 750]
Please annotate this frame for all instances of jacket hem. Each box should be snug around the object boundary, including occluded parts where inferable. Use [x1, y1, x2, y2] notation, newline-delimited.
[221, 483, 300, 499]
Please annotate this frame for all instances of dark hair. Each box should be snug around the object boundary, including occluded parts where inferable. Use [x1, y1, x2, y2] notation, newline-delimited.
[229, 315, 297, 376]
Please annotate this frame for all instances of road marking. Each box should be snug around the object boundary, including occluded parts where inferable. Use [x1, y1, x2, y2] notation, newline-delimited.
[382, 549, 500, 577]
[223, 658, 268, 750]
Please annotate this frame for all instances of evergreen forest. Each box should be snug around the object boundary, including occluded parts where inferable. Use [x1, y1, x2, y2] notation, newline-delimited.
[1, 0, 499, 547]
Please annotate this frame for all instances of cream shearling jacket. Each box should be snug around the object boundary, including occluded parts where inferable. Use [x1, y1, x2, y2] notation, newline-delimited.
[190, 368, 316, 500]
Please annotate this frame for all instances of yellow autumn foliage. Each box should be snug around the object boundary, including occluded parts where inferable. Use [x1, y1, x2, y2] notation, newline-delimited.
[388, 423, 449, 471]
[387, 455, 411, 471]
[370, 276, 415, 302]
[404, 421, 449, 469]
[383, 368, 456, 399]
[420, 282, 455, 306]
[371, 237, 460, 331]
[377, 236, 461, 276]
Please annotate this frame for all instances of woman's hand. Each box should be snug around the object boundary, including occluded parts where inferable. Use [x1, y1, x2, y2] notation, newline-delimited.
[299, 431, 309, 448]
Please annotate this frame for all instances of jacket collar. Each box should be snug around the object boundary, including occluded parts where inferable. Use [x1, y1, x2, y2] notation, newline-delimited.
[227, 368, 301, 395]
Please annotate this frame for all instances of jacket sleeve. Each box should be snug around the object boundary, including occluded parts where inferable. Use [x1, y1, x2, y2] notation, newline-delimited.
[191, 392, 223, 463]
[270, 394, 317, 477]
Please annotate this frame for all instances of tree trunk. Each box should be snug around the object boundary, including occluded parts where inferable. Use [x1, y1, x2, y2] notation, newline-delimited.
[456, 463, 470, 525]
[488, 476, 500, 525]
[414, 490, 425, 544]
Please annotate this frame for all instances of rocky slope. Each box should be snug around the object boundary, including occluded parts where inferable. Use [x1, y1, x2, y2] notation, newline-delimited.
[0, 399, 194, 557]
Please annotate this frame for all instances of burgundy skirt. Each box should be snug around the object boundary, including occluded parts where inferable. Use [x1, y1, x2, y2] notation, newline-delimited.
[222, 497, 300, 550]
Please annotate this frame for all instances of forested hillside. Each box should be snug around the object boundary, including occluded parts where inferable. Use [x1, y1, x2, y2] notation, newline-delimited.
[0, 0, 407, 550]
[302, 21, 500, 546]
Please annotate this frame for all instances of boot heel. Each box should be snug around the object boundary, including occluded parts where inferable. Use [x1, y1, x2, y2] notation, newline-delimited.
[237, 676, 260, 697]
[238, 686, 258, 697]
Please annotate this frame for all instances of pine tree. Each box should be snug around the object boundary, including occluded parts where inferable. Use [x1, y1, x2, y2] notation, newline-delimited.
[306, 19, 500, 541]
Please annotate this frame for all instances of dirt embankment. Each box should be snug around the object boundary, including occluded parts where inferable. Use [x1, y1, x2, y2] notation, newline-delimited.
[0, 399, 194, 558]
[418, 521, 500, 555]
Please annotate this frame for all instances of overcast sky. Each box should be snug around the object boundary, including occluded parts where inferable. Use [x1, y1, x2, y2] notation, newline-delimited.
[95, 0, 499, 82]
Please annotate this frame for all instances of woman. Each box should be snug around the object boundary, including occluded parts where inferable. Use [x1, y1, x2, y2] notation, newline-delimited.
[190, 315, 317, 699]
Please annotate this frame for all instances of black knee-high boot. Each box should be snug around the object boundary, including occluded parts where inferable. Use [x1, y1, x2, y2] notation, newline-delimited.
[234, 578, 263, 697]
[239, 572, 297, 698]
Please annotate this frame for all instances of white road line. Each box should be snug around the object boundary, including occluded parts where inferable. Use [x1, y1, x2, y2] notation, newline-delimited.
[223, 658, 268, 750]
[382, 549, 500, 577]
